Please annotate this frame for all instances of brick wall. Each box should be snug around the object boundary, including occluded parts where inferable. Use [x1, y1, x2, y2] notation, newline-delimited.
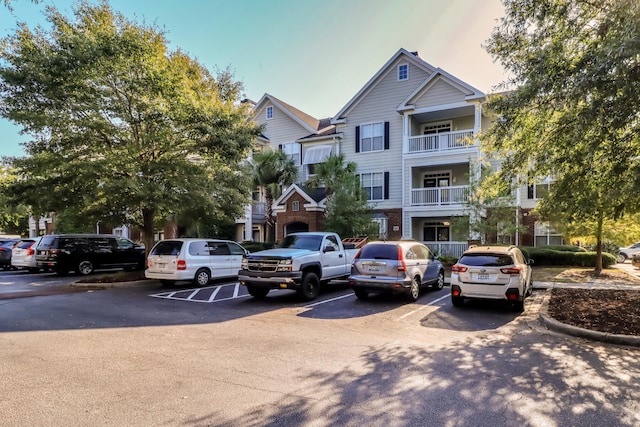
[275, 192, 324, 241]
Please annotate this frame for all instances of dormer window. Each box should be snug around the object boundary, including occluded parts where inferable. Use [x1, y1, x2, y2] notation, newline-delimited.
[266, 106, 274, 120]
[398, 63, 408, 81]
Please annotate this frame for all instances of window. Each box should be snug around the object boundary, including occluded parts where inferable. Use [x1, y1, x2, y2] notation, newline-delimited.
[371, 217, 388, 240]
[423, 222, 450, 242]
[528, 183, 551, 200]
[423, 122, 451, 134]
[292, 200, 300, 211]
[535, 222, 563, 246]
[266, 106, 273, 120]
[281, 142, 301, 166]
[398, 63, 408, 81]
[361, 172, 384, 201]
[360, 122, 384, 152]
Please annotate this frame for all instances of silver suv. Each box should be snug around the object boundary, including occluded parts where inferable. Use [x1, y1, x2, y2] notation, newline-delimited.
[450, 245, 532, 311]
[348, 241, 445, 302]
[617, 242, 640, 263]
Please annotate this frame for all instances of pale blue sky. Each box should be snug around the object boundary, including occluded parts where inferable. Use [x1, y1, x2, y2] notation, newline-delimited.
[1, 0, 507, 158]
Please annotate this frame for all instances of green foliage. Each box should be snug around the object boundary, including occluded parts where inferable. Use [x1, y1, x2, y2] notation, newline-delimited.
[482, 0, 640, 271]
[522, 247, 616, 268]
[306, 154, 376, 239]
[241, 241, 275, 253]
[0, 2, 261, 252]
[250, 149, 298, 242]
[437, 255, 458, 266]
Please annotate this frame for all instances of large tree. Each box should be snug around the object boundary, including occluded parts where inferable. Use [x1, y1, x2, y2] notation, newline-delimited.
[482, 0, 640, 273]
[0, 1, 261, 252]
[250, 149, 298, 242]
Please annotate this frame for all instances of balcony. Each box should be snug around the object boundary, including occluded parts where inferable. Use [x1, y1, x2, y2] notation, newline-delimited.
[408, 130, 475, 154]
[251, 202, 266, 222]
[410, 185, 469, 206]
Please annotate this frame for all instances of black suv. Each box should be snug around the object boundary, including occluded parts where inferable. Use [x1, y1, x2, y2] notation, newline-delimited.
[35, 234, 145, 275]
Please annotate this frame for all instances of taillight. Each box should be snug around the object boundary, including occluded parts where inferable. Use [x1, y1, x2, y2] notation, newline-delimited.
[500, 267, 521, 275]
[451, 264, 467, 273]
[397, 246, 407, 271]
[26, 248, 35, 256]
[177, 260, 187, 270]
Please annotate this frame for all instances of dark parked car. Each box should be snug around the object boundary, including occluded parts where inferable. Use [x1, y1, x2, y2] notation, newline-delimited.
[0, 238, 21, 270]
[348, 241, 445, 302]
[35, 234, 145, 275]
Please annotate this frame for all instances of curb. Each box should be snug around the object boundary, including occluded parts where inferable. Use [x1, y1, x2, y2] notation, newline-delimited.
[539, 313, 640, 347]
[71, 279, 156, 289]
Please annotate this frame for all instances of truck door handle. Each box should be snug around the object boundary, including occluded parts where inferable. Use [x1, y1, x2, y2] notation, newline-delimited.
[339, 254, 343, 258]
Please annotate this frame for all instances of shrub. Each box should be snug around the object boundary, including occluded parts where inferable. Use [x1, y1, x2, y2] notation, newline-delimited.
[437, 255, 458, 266]
[522, 246, 616, 268]
[241, 241, 275, 253]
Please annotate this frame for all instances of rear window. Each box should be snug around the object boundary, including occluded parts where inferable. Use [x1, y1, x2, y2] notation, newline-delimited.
[16, 240, 36, 249]
[151, 241, 183, 256]
[459, 253, 514, 267]
[358, 244, 399, 260]
[38, 236, 59, 250]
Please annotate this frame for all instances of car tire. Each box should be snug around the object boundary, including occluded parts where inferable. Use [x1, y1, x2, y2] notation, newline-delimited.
[193, 268, 211, 287]
[247, 285, 269, 299]
[433, 271, 445, 290]
[354, 289, 368, 300]
[407, 276, 420, 302]
[77, 259, 94, 275]
[298, 272, 320, 301]
[617, 254, 627, 263]
[451, 295, 464, 307]
[512, 299, 525, 312]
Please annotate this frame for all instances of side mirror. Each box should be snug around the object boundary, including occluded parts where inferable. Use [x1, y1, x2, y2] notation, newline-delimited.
[324, 245, 336, 252]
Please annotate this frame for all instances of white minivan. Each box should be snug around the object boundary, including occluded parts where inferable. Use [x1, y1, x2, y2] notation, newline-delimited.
[145, 238, 248, 286]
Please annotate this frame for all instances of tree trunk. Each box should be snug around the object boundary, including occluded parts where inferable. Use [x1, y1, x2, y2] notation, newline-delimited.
[142, 207, 156, 259]
[594, 214, 603, 275]
[33, 214, 40, 236]
[264, 192, 274, 243]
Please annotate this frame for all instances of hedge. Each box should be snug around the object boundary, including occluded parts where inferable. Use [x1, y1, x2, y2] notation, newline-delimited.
[521, 247, 616, 268]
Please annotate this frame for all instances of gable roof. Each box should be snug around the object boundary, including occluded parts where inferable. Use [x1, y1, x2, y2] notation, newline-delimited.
[397, 68, 485, 112]
[254, 94, 319, 134]
[273, 184, 327, 213]
[331, 48, 484, 122]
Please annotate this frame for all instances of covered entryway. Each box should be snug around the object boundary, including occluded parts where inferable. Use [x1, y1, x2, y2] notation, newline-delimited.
[285, 221, 309, 235]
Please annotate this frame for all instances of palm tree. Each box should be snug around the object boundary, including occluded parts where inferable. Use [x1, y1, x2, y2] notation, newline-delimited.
[306, 153, 357, 203]
[251, 149, 298, 242]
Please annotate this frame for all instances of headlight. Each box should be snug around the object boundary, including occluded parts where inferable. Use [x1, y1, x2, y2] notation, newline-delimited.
[276, 258, 293, 272]
[241, 258, 248, 269]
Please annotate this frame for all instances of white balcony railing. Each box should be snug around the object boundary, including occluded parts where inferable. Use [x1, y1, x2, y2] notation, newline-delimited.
[408, 130, 475, 154]
[423, 241, 468, 258]
[252, 202, 266, 220]
[410, 185, 469, 206]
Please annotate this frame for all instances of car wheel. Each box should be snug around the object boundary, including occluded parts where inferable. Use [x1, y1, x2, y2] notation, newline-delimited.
[433, 270, 445, 290]
[407, 276, 420, 302]
[451, 295, 464, 307]
[525, 279, 533, 297]
[617, 254, 627, 263]
[193, 268, 211, 286]
[354, 289, 368, 300]
[247, 285, 269, 299]
[77, 259, 94, 275]
[298, 272, 320, 301]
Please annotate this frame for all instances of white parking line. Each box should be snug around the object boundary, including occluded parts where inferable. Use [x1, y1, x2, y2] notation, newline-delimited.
[398, 293, 450, 320]
[304, 293, 354, 308]
[207, 286, 222, 302]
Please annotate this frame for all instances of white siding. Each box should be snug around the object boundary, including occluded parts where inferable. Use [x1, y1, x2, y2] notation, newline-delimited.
[255, 102, 312, 148]
[340, 59, 431, 208]
[413, 79, 467, 110]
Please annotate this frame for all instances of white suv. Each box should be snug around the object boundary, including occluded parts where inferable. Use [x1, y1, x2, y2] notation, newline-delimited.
[145, 239, 248, 286]
[450, 245, 533, 311]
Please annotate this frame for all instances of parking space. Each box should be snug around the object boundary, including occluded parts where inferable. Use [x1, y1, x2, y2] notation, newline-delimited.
[150, 282, 291, 303]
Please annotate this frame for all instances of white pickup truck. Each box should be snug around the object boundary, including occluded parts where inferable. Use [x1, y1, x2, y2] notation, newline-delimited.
[238, 232, 360, 301]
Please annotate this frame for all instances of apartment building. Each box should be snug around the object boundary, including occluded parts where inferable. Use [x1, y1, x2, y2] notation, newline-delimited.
[237, 48, 551, 254]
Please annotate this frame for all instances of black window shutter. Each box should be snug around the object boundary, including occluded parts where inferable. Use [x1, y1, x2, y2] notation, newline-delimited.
[355, 126, 360, 153]
[278, 144, 283, 151]
[384, 172, 390, 199]
[527, 185, 534, 199]
[384, 122, 390, 150]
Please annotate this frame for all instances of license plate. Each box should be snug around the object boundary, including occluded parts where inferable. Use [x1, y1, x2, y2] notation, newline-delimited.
[157, 263, 166, 268]
[368, 265, 380, 272]
[477, 273, 490, 280]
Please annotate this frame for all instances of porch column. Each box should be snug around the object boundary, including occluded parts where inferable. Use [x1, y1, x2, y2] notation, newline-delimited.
[473, 102, 482, 136]
[402, 113, 410, 154]
[469, 161, 483, 242]
[244, 204, 253, 242]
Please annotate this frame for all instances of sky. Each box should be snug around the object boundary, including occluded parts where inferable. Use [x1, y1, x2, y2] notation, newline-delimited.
[0, 0, 507, 158]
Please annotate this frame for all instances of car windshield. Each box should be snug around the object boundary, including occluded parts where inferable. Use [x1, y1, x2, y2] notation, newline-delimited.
[276, 235, 322, 251]
[358, 244, 398, 260]
[459, 254, 514, 267]
[151, 241, 183, 255]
